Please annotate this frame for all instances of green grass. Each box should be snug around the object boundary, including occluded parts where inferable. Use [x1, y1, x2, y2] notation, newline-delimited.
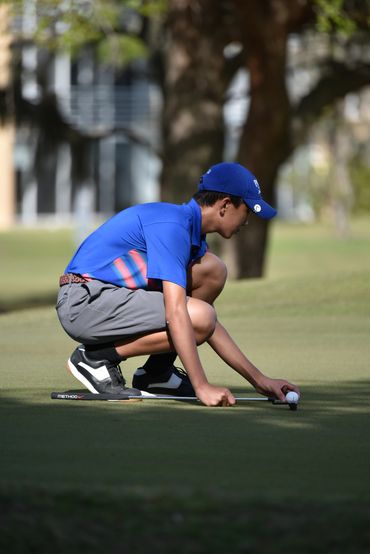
[1, 218, 370, 552]
[1, 490, 370, 554]
[1, 228, 75, 312]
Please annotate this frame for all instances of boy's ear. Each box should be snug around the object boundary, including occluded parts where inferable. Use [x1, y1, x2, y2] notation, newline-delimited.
[219, 197, 231, 215]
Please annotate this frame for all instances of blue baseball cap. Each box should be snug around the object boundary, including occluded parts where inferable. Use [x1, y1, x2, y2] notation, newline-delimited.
[198, 162, 277, 219]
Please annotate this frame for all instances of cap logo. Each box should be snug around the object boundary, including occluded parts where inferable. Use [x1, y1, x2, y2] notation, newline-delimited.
[254, 179, 261, 194]
[254, 204, 261, 212]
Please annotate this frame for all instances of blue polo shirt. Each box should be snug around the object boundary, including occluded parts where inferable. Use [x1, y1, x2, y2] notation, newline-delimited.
[65, 199, 207, 290]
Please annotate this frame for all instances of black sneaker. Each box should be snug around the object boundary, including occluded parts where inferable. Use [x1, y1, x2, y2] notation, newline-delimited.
[132, 366, 195, 396]
[68, 345, 141, 397]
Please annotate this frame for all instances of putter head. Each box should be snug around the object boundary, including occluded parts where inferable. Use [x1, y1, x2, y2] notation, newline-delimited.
[271, 398, 299, 410]
[271, 399, 285, 405]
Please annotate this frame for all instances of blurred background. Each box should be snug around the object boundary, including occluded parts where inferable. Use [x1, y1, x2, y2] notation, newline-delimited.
[1, 0, 370, 283]
[1, 5, 370, 549]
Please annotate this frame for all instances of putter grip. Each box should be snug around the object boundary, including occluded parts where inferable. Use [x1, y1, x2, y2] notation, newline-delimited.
[50, 391, 135, 401]
[51, 392, 86, 400]
[51, 391, 106, 400]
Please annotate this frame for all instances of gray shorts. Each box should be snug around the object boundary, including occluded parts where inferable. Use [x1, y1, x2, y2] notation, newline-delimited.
[56, 279, 167, 344]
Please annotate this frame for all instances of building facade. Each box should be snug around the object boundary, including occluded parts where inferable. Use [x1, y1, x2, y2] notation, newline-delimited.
[0, 2, 161, 229]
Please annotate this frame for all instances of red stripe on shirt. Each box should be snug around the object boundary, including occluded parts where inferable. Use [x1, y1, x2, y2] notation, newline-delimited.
[113, 257, 137, 289]
[129, 249, 147, 283]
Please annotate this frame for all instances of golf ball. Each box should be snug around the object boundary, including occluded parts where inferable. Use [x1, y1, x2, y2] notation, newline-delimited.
[285, 391, 299, 404]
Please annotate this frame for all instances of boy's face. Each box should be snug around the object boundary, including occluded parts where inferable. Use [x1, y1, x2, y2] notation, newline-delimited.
[217, 200, 251, 239]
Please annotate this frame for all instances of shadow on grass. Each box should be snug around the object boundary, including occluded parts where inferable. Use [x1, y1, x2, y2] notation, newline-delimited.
[1, 380, 370, 493]
[1, 484, 370, 554]
[1, 381, 370, 553]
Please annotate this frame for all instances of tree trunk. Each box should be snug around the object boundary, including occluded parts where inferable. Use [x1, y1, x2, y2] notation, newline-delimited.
[232, 0, 303, 277]
[160, 0, 237, 203]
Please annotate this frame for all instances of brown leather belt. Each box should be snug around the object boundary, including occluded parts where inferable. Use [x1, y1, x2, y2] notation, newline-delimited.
[59, 274, 88, 286]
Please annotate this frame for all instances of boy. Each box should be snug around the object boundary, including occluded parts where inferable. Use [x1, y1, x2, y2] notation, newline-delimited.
[56, 162, 300, 406]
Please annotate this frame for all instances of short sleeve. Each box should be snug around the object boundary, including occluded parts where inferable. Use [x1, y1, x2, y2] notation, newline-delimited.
[143, 222, 191, 288]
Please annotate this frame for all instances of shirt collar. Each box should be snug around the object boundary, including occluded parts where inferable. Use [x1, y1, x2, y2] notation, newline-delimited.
[185, 198, 204, 247]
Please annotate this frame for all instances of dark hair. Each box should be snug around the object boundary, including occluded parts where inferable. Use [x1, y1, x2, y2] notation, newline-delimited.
[192, 190, 244, 208]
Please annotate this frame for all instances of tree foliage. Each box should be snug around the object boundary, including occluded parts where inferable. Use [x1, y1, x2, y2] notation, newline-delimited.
[314, 0, 370, 34]
[0, 0, 166, 66]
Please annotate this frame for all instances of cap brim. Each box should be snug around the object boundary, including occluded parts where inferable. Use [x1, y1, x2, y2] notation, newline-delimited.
[244, 197, 277, 219]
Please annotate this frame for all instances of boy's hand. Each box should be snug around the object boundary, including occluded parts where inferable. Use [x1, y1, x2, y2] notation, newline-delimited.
[254, 376, 300, 402]
[196, 383, 236, 407]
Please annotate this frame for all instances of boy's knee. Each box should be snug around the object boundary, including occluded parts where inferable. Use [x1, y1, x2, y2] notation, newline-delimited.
[194, 301, 216, 342]
[212, 256, 227, 288]
[204, 255, 227, 301]
[201, 252, 227, 282]
[190, 252, 228, 302]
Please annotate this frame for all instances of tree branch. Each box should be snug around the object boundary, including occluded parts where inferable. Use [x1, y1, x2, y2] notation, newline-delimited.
[292, 60, 370, 148]
[14, 90, 160, 154]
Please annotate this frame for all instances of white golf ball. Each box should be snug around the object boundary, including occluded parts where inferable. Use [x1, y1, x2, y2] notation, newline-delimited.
[285, 391, 299, 404]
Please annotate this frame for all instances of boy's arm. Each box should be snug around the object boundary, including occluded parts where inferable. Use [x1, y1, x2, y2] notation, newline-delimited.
[207, 321, 300, 401]
[162, 281, 235, 406]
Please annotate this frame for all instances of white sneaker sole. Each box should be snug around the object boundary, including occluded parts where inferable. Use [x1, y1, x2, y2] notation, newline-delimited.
[67, 358, 99, 394]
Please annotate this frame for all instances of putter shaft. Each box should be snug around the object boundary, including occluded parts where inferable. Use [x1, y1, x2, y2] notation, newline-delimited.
[51, 391, 292, 405]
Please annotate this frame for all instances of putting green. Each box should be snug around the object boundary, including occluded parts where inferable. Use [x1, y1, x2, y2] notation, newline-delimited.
[1, 219, 370, 552]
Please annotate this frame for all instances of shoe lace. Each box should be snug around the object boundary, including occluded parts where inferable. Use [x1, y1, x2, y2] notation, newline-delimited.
[107, 362, 126, 387]
[172, 365, 191, 383]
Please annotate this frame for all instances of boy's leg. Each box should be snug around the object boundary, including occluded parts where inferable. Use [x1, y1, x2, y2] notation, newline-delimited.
[114, 296, 216, 357]
[122, 295, 216, 395]
[135, 252, 227, 388]
[65, 296, 215, 396]
[188, 251, 227, 303]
